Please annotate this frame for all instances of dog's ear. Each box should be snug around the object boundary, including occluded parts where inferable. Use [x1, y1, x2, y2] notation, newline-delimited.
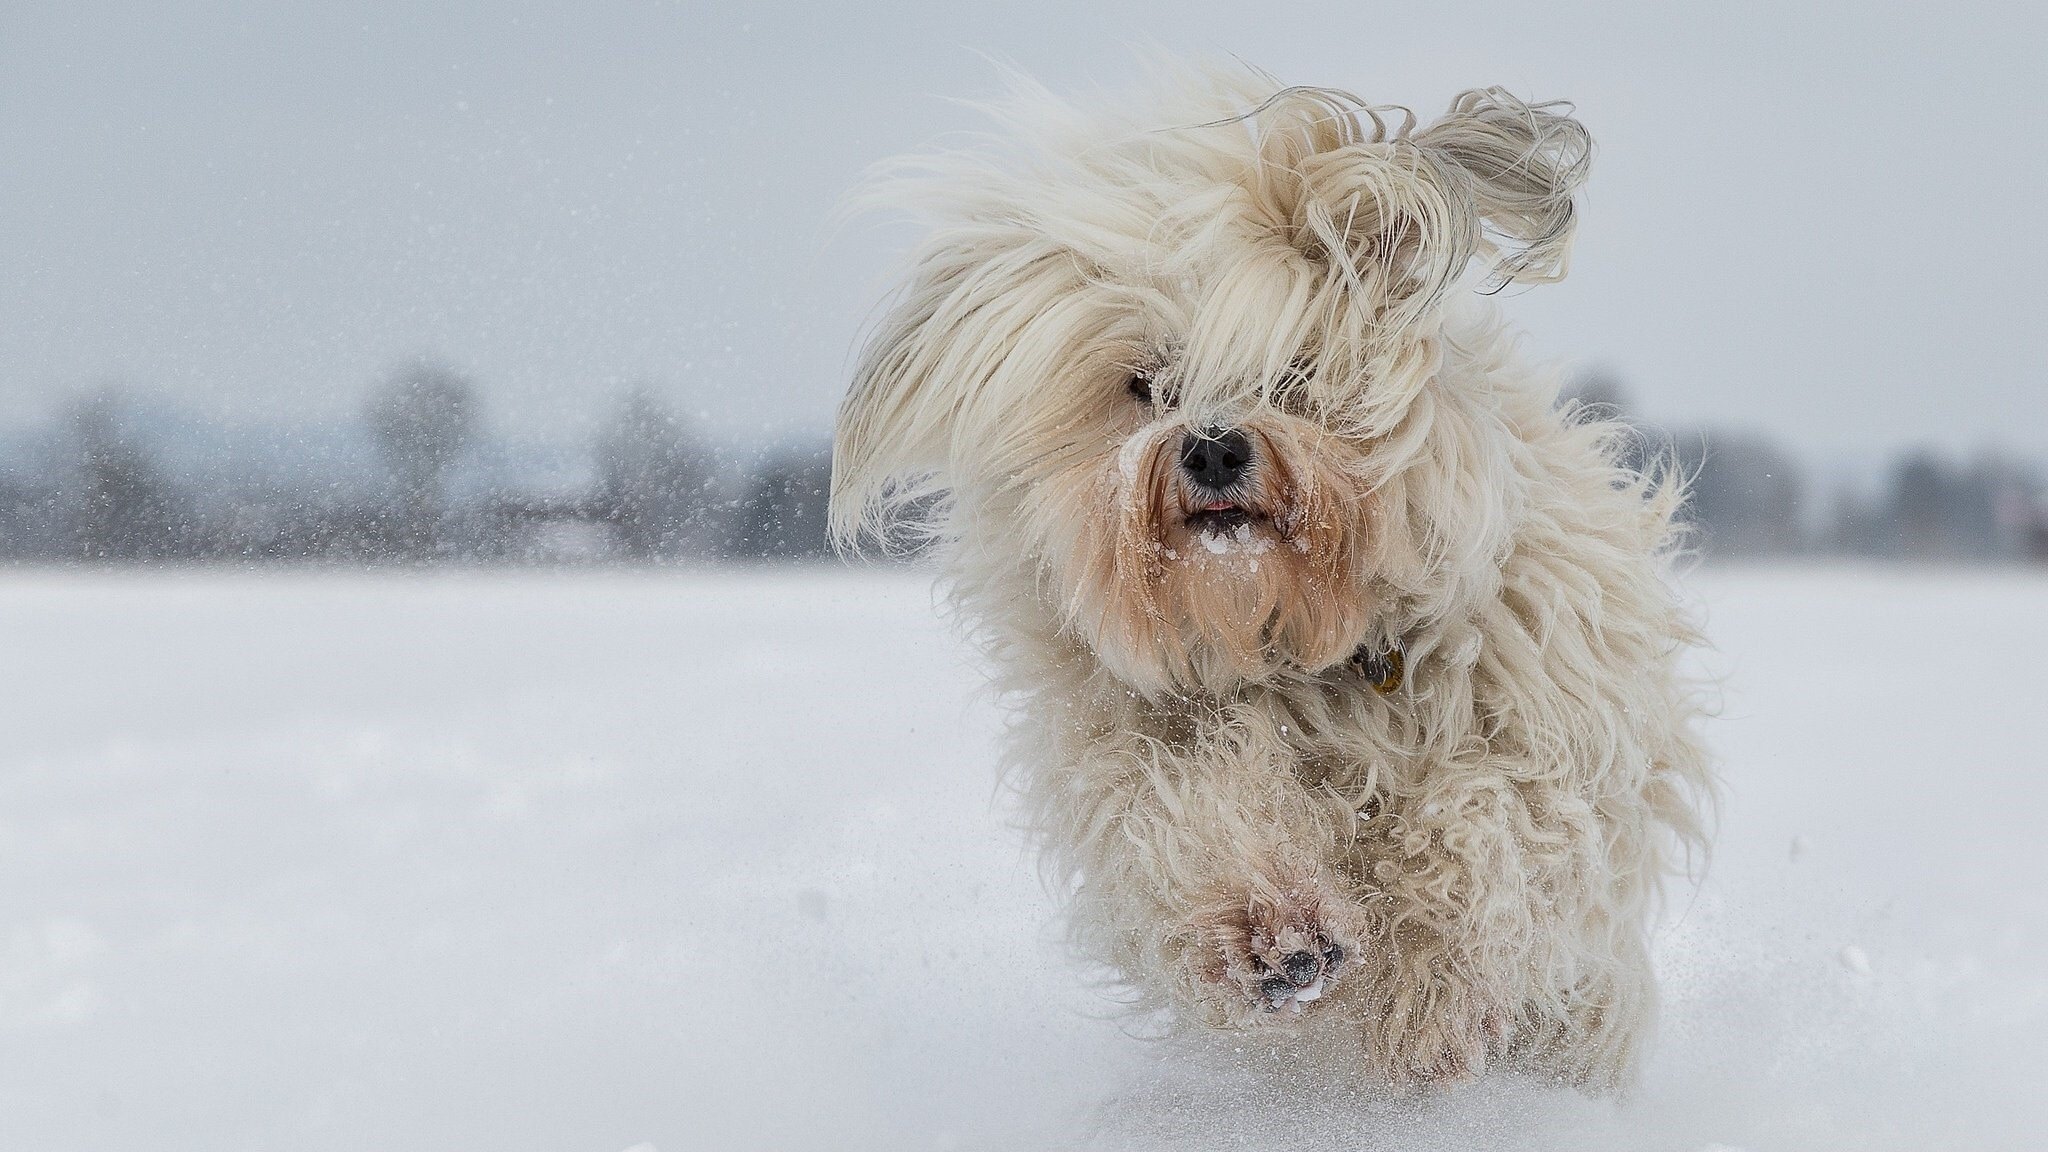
[1271, 87, 1589, 324]
[829, 242, 978, 550]
[1413, 88, 1592, 288]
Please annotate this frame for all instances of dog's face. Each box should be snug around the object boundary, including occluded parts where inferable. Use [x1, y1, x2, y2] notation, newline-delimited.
[833, 68, 1591, 695]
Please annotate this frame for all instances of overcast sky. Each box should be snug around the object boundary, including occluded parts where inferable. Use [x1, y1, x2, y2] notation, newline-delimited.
[4, 1, 2043, 460]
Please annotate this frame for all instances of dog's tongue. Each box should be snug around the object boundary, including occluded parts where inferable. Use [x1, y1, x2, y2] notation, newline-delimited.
[1202, 501, 1237, 512]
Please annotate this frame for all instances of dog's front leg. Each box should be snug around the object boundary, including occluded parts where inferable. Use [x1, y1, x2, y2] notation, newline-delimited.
[1349, 774, 1554, 1089]
[1031, 711, 1363, 1026]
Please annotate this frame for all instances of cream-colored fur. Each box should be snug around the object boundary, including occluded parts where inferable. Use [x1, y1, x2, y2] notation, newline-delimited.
[830, 62, 1713, 1094]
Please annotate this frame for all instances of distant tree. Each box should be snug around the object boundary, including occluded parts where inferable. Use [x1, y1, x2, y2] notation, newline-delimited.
[1557, 369, 1652, 477]
[2026, 504, 2048, 562]
[1959, 455, 2029, 558]
[734, 442, 834, 560]
[0, 469, 64, 560]
[1673, 429, 1806, 557]
[1885, 449, 2031, 560]
[365, 360, 479, 559]
[1890, 451, 1952, 558]
[1824, 482, 1895, 558]
[67, 389, 189, 562]
[1995, 463, 2048, 561]
[594, 386, 710, 561]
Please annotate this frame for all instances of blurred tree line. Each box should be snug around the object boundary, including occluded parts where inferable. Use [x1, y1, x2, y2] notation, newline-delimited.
[1563, 373, 2048, 563]
[0, 360, 837, 566]
[1, 365, 2041, 567]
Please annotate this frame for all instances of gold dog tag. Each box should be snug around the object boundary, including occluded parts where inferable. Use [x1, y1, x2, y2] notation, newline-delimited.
[1355, 644, 1405, 694]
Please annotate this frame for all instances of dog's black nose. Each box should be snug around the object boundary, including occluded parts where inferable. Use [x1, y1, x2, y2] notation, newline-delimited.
[1179, 428, 1251, 491]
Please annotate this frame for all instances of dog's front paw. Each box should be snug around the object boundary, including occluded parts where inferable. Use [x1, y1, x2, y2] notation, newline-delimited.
[1250, 933, 1347, 1016]
[1187, 869, 1358, 1021]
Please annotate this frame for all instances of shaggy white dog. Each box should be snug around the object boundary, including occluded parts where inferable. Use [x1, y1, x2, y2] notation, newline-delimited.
[830, 63, 1712, 1093]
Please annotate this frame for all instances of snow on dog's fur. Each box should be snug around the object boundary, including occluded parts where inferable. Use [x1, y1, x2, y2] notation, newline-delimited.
[830, 62, 1713, 1093]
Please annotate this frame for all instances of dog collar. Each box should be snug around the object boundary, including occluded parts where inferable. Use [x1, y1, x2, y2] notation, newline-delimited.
[1352, 642, 1405, 694]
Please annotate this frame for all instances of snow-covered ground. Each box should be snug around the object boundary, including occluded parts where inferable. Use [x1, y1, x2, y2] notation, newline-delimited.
[2, 566, 2043, 1151]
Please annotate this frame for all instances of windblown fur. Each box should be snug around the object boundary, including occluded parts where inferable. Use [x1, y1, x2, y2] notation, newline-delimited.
[830, 62, 1712, 1093]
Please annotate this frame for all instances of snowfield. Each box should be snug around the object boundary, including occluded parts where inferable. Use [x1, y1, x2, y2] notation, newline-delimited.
[2, 566, 2043, 1151]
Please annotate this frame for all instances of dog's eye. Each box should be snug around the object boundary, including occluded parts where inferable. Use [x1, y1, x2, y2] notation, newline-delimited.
[1127, 370, 1178, 409]
[1271, 365, 1317, 414]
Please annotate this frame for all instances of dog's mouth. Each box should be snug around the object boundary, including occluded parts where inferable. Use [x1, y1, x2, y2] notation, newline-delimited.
[1184, 499, 1258, 535]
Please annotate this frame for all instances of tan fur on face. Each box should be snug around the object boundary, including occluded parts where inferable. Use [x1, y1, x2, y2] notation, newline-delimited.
[829, 61, 1713, 1096]
[1069, 415, 1377, 694]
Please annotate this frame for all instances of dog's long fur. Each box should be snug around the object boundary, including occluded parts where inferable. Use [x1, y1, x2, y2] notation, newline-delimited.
[830, 63, 1712, 1093]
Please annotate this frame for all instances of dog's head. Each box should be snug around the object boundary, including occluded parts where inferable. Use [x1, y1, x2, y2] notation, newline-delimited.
[832, 66, 1591, 695]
